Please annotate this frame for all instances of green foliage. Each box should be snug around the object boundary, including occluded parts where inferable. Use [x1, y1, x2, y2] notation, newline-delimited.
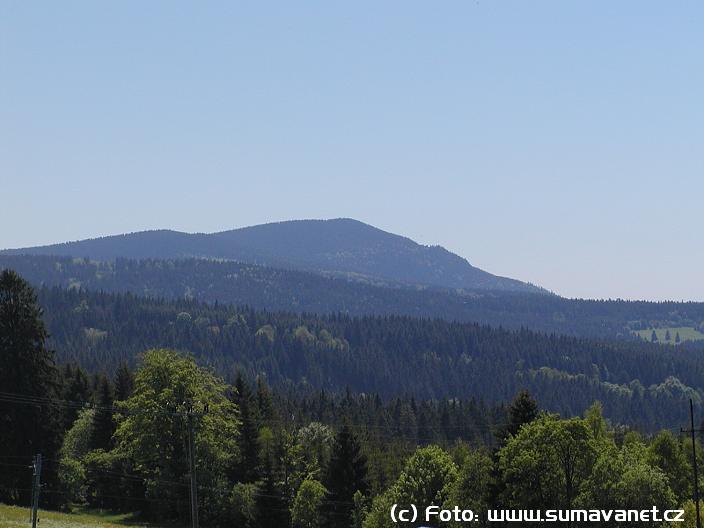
[616, 462, 676, 515]
[363, 490, 395, 528]
[294, 325, 317, 343]
[365, 445, 458, 528]
[584, 401, 609, 445]
[83, 448, 140, 510]
[291, 479, 328, 528]
[393, 445, 458, 512]
[499, 414, 596, 508]
[256, 324, 276, 342]
[671, 501, 704, 528]
[57, 407, 94, 504]
[647, 430, 691, 503]
[297, 422, 334, 477]
[58, 456, 88, 504]
[62, 408, 96, 460]
[577, 431, 677, 528]
[351, 490, 369, 528]
[447, 449, 493, 527]
[113, 349, 239, 523]
[229, 482, 259, 528]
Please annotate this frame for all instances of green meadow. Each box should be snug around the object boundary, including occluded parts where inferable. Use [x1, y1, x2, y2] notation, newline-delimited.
[0, 504, 155, 528]
[635, 326, 704, 344]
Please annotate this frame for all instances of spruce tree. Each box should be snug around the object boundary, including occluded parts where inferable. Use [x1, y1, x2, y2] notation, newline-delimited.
[256, 376, 275, 421]
[496, 389, 539, 444]
[489, 390, 539, 507]
[324, 424, 369, 528]
[90, 374, 115, 451]
[62, 364, 91, 427]
[114, 361, 135, 401]
[233, 372, 260, 482]
[256, 427, 290, 528]
[0, 270, 61, 505]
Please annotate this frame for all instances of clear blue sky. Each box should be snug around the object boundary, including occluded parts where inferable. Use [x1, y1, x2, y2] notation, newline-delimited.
[1, 1, 702, 301]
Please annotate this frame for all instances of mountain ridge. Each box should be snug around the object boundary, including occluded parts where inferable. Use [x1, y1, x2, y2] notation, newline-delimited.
[1, 218, 545, 294]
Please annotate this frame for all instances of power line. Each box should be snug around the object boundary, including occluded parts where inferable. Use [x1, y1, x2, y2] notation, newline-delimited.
[0, 389, 510, 433]
[0, 391, 197, 417]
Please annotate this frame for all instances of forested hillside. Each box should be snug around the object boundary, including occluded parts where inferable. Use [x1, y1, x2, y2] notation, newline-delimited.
[0, 219, 543, 293]
[5, 254, 704, 340]
[34, 285, 704, 431]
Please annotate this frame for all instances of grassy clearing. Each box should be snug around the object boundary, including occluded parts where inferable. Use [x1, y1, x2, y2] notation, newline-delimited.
[635, 326, 704, 344]
[0, 504, 155, 528]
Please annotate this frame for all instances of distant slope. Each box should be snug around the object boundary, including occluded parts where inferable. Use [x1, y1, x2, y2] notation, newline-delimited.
[33, 285, 704, 430]
[3, 255, 704, 340]
[1, 219, 543, 294]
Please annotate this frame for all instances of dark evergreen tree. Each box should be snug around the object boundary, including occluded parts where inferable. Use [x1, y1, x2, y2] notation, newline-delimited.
[90, 374, 115, 451]
[256, 431, 290, 528]
[497, 390, 539, 444]
[324, 424, 369, 527]
[62, 363, 91, 427]
[489, 390, 539, 508]
[256, 376, 275, 421]
[257, 473, 289, 528]
[0, 270, 61, 505]
[651, 329, 658, 342]
[114, 361, 135, 401]
[233, 372, 260, 482]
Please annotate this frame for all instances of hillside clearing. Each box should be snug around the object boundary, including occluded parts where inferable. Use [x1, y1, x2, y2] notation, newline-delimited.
[635, 326, 704, 343]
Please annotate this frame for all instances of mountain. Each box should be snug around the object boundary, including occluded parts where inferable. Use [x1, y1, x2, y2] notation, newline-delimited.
[1, 218, 544, 294]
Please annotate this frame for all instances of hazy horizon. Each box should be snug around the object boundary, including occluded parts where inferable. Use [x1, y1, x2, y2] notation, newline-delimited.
[2, 2, 702, 301]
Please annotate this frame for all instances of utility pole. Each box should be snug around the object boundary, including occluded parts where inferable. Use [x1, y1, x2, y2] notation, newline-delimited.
[29, 457, 34, 523]
[682, 399, 702, 528]
[186, 407, 199, 528]
[30, 454, 42, 528]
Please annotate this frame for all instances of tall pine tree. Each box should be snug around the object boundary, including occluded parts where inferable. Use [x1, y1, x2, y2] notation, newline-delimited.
[62, 363, 91, 427]
[0, 270, 61, 505]
[233, 372, 260, 482]
[114, 361, 135, 401]
[496, 389, 538, 444]
[90, 374, 115, 451]
[324, 424, 368, 528]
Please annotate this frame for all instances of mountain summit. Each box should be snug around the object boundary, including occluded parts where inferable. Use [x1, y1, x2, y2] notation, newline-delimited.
[1, 218, 543, 293]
